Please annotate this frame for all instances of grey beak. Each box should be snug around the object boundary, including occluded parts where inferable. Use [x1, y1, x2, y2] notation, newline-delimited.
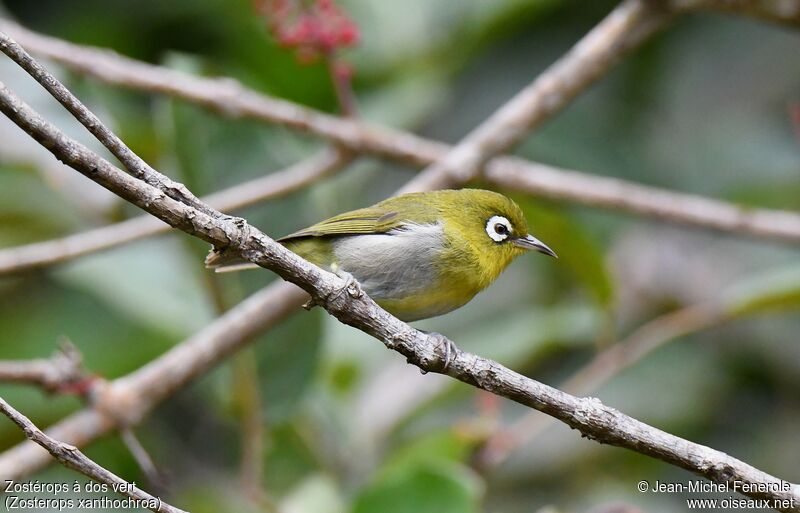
[513, 234, 558, 258]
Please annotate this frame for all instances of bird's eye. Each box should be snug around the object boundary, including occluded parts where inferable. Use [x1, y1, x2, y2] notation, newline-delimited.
[486, 215, 512, 242]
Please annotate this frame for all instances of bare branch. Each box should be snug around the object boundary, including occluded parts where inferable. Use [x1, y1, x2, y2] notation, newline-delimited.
[400, 0, 673, 192]
[486, 159, 800, 241]
[0, 148, 350, 276]
[0, 397, 188, 513]
[0, 339, 90, 393]
[2, 19, 798, 241]
[0, 32, 211, 218]
[120, 428, 162, 487]
[479, 264, 800, 468]
[0, 74, 798, 511]
[0, 281, 306, 479]
[478, 304, 722, 468]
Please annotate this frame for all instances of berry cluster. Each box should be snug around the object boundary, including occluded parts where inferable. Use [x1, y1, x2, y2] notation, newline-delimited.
[255, 0, 360, 64]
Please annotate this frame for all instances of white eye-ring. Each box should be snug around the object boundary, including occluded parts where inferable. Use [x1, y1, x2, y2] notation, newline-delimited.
[486, 215, 513, 242]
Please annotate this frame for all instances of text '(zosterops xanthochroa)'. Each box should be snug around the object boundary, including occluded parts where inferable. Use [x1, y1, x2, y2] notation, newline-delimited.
[206, 189, 556, 322]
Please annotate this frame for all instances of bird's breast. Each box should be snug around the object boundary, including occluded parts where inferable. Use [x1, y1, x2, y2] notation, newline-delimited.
[331, 223, 481, 321]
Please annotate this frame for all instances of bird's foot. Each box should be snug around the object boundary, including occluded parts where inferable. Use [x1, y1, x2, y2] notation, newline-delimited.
[335, 270, 363, 299]
[307, 270, 363, 310]
[419, 331, 460, 374]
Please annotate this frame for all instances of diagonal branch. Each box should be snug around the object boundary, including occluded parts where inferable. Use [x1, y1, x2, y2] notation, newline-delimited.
[0, 70, 798, 512]
[0, 148, 350, 276]
[0, 32, 210, 218]
[0, 280, 306, 479]
[1, 16, 798, 242]
[0, 397, 187, 513]
[400, 0, 674, 192]
[479, 303, 723, 468]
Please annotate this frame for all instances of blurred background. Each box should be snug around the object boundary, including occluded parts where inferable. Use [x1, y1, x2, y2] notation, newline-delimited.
[0, 0, 798, 512]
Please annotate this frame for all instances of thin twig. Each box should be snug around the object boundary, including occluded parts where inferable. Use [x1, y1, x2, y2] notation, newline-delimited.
[0, 339, 90, 393]
[485, 159, 800, 241]
[400, 0, 673, 192]
[0, 148, 350, 276]
[0, 78, 798, 511]
[0, 31, 211, 218]
[0, 397, 188, 513]
[120, 428, 163, 489]
[0, 281, 307, 479]
[2, 19, 798, 241]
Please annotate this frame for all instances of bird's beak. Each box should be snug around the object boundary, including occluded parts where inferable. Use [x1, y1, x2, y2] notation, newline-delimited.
[513, 234, 558, 258]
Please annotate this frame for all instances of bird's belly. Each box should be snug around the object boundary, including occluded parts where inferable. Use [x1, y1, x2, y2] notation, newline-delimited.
[374, 290, 472, 322]
[331, 229, 478, 321]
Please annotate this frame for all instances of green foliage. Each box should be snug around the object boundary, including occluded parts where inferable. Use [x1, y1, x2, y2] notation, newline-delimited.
[0, 166, 83, 246]
[514, 195, 614, 308]
[0, 1, 798, 512]
[353, 462, 482, 513]
[725, 265, 800, 317]
[255, 308, 324, 422]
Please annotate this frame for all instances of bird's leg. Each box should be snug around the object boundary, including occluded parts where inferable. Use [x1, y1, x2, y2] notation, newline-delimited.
[419, 331, 460, 373]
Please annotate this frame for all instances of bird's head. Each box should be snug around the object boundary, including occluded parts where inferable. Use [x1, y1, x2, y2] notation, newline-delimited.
[437, 189, 556, 284]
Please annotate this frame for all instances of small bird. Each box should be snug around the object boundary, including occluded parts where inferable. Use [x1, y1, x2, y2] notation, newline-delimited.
[206, 189, 556, 323]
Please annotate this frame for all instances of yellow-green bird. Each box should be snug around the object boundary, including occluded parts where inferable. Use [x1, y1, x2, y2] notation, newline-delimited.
[206, 188, 556, 322]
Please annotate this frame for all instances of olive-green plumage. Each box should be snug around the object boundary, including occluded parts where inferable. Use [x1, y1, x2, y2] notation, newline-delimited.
[206, 189, 556, 321]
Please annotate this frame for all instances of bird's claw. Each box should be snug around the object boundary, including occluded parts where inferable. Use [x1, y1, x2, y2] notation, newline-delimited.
[322, 270, 363, 306]
[421, 332, 459, 373]
[339, 270, 363, 299]
[304, 271, 362, 311]
[331, 270, 362, 300]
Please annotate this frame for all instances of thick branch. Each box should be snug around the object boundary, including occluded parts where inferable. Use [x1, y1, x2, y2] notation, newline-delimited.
[0, 398, 187, 513]
[0, 148, 349, 276]
[0, 76, 798, 511]
[2, 19, 798, 241]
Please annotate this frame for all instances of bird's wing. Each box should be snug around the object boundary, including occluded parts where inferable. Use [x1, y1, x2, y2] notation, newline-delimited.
[277, 207, 403, 241]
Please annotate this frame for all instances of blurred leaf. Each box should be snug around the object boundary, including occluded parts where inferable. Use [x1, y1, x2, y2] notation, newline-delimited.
[281, 474, 345, 513]
[0, 166, 83, 246]
[352, 461, 482, 513]
[597, 341, 727, 428]
[255, 308, 324, 422]
[0, 277, 174, 445]
[157, 61, 320, 197]
[724, 265, 800, 317]
[178, 481, 263, 513]
[264, 423, 323, 494]
[727, 179, 800, 211]
[359, 73, 448, 129]
[453, 302, 599, 364]
[511, 195, 614, 308]
[381, 430, 474, 474]
[55, 237, 215, 338]
[327, 360, 361, 395]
